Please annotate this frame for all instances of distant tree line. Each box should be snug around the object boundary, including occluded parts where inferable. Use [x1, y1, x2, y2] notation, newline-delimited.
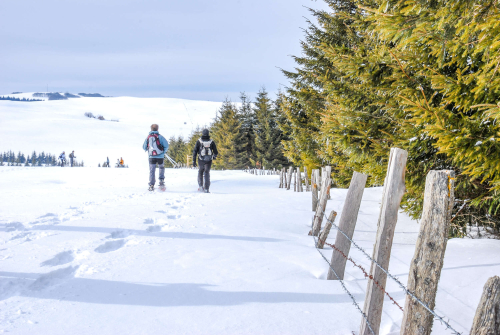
[0, 96, 43, 102]
[0, 150, 84, 167]
[165, 89, 289, 170]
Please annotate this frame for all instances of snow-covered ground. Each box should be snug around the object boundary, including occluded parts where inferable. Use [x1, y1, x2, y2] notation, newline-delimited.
[0, 95, 222, 169]
[1, 166, 499, 334]
[1, 96, 500, 334]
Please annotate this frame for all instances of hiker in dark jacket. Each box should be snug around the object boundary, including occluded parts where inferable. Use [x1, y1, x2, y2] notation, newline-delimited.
[192, 129, 218, 193]
[69, 151, 76, 167]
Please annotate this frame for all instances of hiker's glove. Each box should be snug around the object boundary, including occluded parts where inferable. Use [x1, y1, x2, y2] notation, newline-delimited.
[193, 161, 197, 167]
[213, 156, 217, 160]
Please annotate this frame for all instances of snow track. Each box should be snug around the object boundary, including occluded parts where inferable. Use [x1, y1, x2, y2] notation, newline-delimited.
[1, 167, 500, 334]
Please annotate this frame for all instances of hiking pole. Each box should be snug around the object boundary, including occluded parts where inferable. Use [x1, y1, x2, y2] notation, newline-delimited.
[165, 154, 178, 167]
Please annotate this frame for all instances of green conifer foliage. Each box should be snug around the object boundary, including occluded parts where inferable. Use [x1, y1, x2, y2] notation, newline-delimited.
[238, 92, 256, 168]
[211, 99, 245, 170]
[254, 88, 288, 169]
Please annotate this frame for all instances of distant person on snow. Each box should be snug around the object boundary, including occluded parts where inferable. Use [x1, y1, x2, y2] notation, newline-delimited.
[107, 157, 110, 168]
[119, 157, 124, 166]
[192, 129, 218, 193]
[59, 151, 66, 167]
[69, 150, 76, 167]
[143, 124, 169, 191]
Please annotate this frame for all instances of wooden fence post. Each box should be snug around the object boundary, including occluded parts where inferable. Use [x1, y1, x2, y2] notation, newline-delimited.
[470, 276, 500, 335]
[328, 172, 368, 280]
[317, 210, 337, 249]
[304, 167, 310, 191]
[293, 169, 297, 192]
[287, 167, 293, 190]
[310, 178, 331, 236]
[325, 166, 332, 199]
[279, 169, 283, 188]
[312, 183, 319, 211]
[400, 170, 455, 335]
[283, 168, 287, 189]
[297, 168, 303, 192]
[360, 148, 408, 335]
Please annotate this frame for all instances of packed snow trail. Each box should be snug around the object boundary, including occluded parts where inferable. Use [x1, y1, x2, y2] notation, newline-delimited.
[1, 167, 500, 334]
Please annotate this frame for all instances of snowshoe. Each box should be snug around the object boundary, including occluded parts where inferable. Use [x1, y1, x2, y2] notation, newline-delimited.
[148, 185, 154, 192]
[204, 189, 210, 193]
[158, 180, 166, 192]
[198, 187, 204, 192]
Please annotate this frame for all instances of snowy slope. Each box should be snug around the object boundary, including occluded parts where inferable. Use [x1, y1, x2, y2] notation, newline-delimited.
[1, 166, 500, 334]
[0, 95, 222, 169]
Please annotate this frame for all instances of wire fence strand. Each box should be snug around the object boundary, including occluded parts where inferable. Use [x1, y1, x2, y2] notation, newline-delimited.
[310, 221, 376, 335]
[310, 185, 463, 335]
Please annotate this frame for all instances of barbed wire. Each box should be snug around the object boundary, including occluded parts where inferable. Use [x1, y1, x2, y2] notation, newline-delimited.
[311, 221, 376, 335]
[310, 185, 462, 335]
[324, 241, 404, 312]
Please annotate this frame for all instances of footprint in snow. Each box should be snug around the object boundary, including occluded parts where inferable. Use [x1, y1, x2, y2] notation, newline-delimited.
[40, 251, 74, 267]
[146, 225, 162, 233]
[106, 230, 131, 239]
[10, 232, 31, 240]
[167, 215, 180, 220]
[143, 218, 154, 224]
[94, 239, 126, 253]
[5, 222, 25, 232]
[30, 266, 79, 291]
[38, 213, 57, 219]
[155, 210, 167, 214]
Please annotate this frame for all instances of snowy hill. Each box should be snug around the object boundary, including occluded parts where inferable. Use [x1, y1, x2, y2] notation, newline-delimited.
[0, 95, 222, 168]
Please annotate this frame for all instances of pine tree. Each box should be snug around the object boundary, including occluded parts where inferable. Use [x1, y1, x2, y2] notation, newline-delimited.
[253, 88, 288, 169]
[238, 92, 256, 168]
[211, 99, 245, 170]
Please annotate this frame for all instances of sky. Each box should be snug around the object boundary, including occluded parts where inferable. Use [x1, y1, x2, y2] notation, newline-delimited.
[0, 0, 329, 101]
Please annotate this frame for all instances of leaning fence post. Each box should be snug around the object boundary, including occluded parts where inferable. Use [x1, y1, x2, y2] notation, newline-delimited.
[310, 177, 331, 236]
[470, 276, 500, 335]
[284, 168, 288, 189]
[400, 170, 455, 335]
[317, 210, 337, 249]
[328, 172, 368, 280]
[325, 166, 332, 199]
[360, 148, 408, 335]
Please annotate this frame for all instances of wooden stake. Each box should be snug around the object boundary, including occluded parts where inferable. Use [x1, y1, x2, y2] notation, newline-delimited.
[325, 166, 332, 199]
[470, 276, 500, 335]
[287, 167, 293, 190]
[360, 148, 408, 335]
[312, 183, 318, 211]
[400, 170, 455, 335]
[317, 210, 337, 249]
[304, 167, 310, 191]
[328, 172, 368, 280]
[310, 178, 331, 236]
[297, 167, 303, 192]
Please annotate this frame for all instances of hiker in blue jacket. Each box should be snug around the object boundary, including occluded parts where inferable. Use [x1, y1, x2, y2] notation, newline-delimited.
[143, 124, 169, 191]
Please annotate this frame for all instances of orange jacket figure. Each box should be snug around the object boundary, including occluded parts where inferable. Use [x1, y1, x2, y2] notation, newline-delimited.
[120, 158, 124, 165]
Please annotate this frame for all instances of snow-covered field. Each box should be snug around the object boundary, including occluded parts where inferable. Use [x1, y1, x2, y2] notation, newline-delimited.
[0, 94, 222, 169]
[1, 96, 500, 334]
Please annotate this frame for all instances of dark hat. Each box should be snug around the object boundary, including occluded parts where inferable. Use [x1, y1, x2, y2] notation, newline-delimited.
[202, 129, 209, 137]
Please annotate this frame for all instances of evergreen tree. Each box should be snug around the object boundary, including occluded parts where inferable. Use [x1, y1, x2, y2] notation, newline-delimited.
[211, 99, 245, 170]
[238, 92, 256, 168]
[254, 88, 288, 169]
